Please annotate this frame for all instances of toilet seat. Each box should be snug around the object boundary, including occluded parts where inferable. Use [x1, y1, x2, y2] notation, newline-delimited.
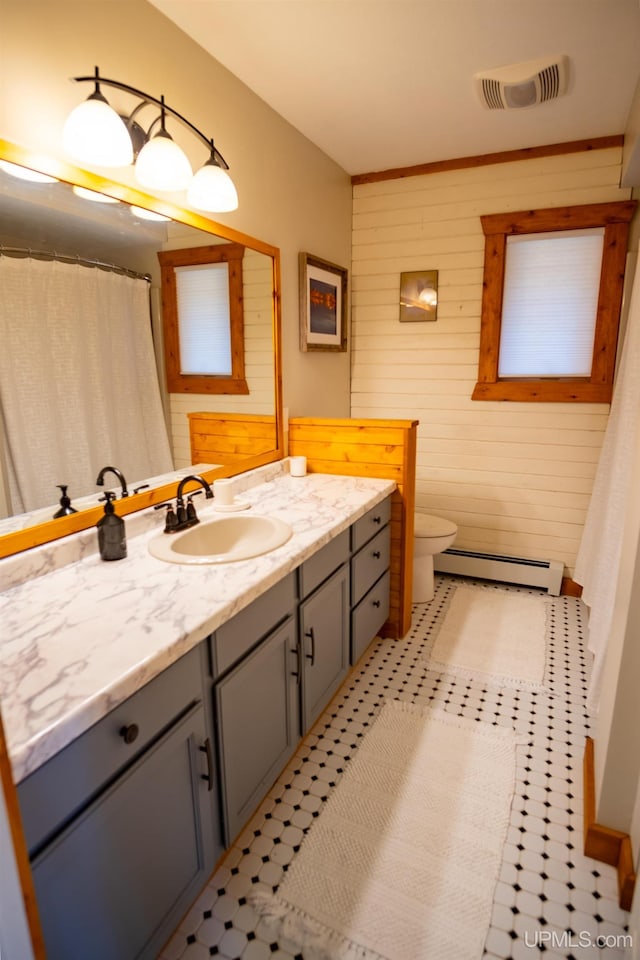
[414, 513, 457, 539]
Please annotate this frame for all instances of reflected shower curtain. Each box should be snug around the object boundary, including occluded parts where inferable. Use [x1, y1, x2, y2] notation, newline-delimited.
[574, 249, 640, 713]
[0, 256, 173, 514]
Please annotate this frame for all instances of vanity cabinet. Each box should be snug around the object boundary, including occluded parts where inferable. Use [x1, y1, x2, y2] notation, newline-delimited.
[15, 495, 392, 959]
[212, 575, 298, 845]
[350, 499, 392, 664]
[17, 645, 220, 960]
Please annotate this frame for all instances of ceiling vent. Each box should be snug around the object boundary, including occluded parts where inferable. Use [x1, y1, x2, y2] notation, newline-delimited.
[475, 55, 569, 110]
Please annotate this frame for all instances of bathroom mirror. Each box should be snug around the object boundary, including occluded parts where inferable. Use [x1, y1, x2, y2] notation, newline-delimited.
[0, 140, 283, 559]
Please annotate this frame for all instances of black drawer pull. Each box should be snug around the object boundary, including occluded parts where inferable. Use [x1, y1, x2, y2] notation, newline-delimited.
[119, 723, 139, 745]
[199, 738, 214, 792]
[372, 600, 381, 608]
[373, 515, 382, 524]
[373, 550, 381, 559]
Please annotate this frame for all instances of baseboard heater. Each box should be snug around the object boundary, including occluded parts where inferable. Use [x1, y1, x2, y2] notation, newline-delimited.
[434, 548, 563, 595]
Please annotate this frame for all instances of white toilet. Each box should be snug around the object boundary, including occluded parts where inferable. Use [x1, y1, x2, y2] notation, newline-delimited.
[413, 513, 458, 603]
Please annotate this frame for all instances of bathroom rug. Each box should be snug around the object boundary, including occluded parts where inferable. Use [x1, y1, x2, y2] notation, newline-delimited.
[427, 583, 550, 691]
[251, 699, 519, 960]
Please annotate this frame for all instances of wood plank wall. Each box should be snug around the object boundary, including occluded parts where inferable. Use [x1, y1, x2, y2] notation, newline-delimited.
[170, 249, 275, 467]
[288, 417, 418, 639]
[350, 147, 634, 577]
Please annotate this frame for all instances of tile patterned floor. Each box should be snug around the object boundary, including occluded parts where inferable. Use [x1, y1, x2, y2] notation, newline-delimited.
[160, 575, 631, 960]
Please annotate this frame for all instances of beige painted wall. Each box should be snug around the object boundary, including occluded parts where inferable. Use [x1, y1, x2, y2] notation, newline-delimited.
[351, 147, 633, 577]
[0, 0, 353, 422]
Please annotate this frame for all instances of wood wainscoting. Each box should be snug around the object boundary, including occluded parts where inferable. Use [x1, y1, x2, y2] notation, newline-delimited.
[288, 417, 418, 639]
[583, 736, 636, 911]
[188, 412, 277, 465]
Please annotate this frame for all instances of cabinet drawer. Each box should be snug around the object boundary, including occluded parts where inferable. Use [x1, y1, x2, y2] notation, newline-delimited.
[351, 525, 391, 606]
[351, 570, 390, 665]
[19, 645, 203, 857]
[212, 572, 296, 676]
[298, 529, 349, 599]
[351, 497, 391, 552]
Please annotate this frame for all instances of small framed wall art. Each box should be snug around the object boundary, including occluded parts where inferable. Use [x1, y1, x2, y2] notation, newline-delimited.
[399, 269, 438, 322]
[299, 252, 348, 352]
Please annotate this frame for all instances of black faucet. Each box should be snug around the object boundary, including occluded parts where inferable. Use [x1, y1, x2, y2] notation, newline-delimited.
[172, 474, 214, 531]
[96, 466, 129, 499]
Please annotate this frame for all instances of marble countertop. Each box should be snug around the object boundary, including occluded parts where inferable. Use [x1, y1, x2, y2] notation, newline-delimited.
[0, 466, 395, 783]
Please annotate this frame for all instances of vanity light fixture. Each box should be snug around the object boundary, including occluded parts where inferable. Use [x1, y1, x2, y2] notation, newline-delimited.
[63, 66, 238, 212]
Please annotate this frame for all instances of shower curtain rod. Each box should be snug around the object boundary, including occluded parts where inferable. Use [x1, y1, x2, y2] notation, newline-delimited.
[0, 246, 151, 282]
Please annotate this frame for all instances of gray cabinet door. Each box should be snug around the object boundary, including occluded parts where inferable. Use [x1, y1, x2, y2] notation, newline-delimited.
[299, 563, 350, 734]
[215, 616, 299, 845]
[30, 703, 217, 960]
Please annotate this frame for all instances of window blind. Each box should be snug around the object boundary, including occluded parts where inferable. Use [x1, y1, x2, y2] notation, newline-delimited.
[498, 229, 604, 378]
[175, 262, 232, 375]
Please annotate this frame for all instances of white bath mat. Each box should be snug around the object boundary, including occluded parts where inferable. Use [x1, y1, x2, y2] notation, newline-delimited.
[251, 700, 519, 960]
[428, 583, 549, 691]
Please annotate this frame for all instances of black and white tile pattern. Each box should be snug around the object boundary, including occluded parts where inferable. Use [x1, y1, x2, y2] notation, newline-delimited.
[160, 575, 630, 960]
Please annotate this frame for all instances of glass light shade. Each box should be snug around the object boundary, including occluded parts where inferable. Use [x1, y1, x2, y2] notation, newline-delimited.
[63, 96, 134, 167]
[72, 186, 119, 203]
[135, 133, 192, 192]
[0, 160, 58, 183]
[187, 162, 239, 212]
[130, 205, 171, 222]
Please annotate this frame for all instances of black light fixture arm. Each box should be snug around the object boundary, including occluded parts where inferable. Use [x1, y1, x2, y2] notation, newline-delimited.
[72, 67, 230, 169]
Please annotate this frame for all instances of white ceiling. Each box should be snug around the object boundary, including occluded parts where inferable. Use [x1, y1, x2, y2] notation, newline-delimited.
[149, 0, 640, 176]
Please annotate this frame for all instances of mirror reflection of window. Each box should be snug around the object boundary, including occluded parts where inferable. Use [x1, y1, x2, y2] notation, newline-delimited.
[158, 243, 249, 395]
[175, 263, 232, 376]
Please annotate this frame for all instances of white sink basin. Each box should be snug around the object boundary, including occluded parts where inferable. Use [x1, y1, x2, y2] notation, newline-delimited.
[148, 514, 292, 564]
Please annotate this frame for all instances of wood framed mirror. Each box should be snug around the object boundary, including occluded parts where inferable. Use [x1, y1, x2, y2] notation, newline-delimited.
[0, 140, 283, 559]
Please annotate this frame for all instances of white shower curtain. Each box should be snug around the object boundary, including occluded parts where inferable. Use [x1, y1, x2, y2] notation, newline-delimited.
[0, 256, 174, 514]
[574, 249, 640, 713]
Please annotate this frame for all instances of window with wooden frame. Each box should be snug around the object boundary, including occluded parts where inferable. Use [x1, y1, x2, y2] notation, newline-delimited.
[472, 200, 636, 403]
[158, 242, 248, 395]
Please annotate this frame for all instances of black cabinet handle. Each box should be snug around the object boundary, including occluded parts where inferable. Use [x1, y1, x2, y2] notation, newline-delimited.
[372, 600, 381, 608]
[305, 627, 316, 666]
[290, 646, 301, 683]
[119, 723, 139, 744]
[373, 515, 382, 524]
[373, 550, 381, 559]
[199, 738, 214, 792]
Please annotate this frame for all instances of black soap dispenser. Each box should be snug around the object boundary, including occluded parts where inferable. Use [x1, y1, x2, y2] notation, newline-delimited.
[97, 491, 127, 561]
[53, 485, 78, 518]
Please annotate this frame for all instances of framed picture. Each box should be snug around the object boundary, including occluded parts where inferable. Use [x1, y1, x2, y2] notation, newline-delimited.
[299, 252, 348, 352]
[399, 269, 438, 322]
